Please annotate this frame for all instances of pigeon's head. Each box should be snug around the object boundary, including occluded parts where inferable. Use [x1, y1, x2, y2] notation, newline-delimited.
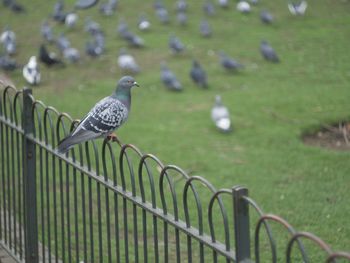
[117, 76, 139, 91]
[28, 56, 37, 67]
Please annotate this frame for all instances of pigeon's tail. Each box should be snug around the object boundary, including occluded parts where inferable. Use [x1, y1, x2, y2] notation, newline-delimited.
[57, 129, 99, 154]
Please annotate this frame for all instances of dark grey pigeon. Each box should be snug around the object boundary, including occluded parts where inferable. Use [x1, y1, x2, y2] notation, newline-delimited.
[203, 0, 215, 16]
[41, 20, 54, 43]
[99, 0, 118, 15]
[260, 10, 274, 24]
[169, 35, 185, 54]
[85, 17, 102, 35]
[121, 31, 145, 48]
[200, 19, 212, 38]
[52, 0, 66, 23]
[85, 41, 103, 57]
[219, 51, 244, 72]
[176, 11, 187, 26]
[0, 27, 16, 55]
[153, 0, 165, 10]
[160, 63, 182, 92]
[117, 18, 129, 38]
[39, 44, 64, 67]
[63, 47, 80, 63]
[211, 95, 232, 132]
[260, 40, 279, 63]
[3, 0, 25, 13]
[175, 0, 187, 12]
[190, 60, 208, 89]
[288, 0, 307, 15]
[56, 33, 71, 52]
[57, 76, 139, 153]
[0, 55, 19, 71]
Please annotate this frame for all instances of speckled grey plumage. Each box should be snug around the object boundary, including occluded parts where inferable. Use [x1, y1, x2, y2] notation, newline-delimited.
[260, 40, 279, 63]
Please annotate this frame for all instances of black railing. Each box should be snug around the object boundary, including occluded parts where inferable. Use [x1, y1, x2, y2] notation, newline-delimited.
[0, 85, 349, 262]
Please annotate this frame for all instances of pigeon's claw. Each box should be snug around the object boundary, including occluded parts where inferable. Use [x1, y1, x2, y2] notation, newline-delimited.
[106, 133, 121, 145]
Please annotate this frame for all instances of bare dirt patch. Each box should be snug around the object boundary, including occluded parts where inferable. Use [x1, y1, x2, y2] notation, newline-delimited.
[303, 121, 350, 151]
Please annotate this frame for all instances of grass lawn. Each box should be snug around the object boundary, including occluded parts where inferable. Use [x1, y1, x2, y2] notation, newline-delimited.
[1, 0, 350, 259]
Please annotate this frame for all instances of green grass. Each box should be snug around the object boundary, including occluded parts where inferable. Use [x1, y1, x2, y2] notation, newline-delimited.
[1, 0, 350, 260]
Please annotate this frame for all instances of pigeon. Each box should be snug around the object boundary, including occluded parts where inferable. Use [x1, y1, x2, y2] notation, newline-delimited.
[85, 17, 102, 35]
[3, 0, 25, 13]
[190, 60, 208, 89]
[176, 11, 188, 26]
[99, 0, 117, 15]
[219, 51, 244, 72]
[65, 12, 78, 28]
[56, 33, 71, 52]
[52, 0, 66, 23]
[41, 20, 54, 43]
[218, 0, 229, 9]
[0, 27, 16, 55]
[288, 0, 307, 15]
[85, 40, 103, 57]
[236, 1, 251, 13]
[22, 56, 41, 85]
[200, 19, 212, 38]
[0, 55, 19, 71]
[121, 31, 145, 48]
[260, 10, 274, 24]
[153, 0, 165, 10]
[211, 95, 232, 132]
[160, 62, 182, 92]
[169, 35, 185, 54]
[203, 0, 215, 16]
[138, 14, 151, 31]
[39, 44, 64, 67]
[260, 40, 279, 63]
[175, 0, 187, 12]
[117, 48, 140, 74]
[156, 7, 170, 24]
[57, 76, 139, 154]
[63, 47, 80, 63]
[117, 18, 129, 38]
[250, 0, 258, 4]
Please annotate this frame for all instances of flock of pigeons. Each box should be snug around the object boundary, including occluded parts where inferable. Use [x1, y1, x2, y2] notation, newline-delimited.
[0, 0, 308, 133]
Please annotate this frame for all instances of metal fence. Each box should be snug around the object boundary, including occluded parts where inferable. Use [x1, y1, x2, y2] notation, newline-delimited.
[0, 85, 349, 263]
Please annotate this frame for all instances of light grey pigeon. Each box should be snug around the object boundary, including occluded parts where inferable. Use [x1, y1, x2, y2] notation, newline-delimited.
[56, 33, 71, 52]
[200, 19, 212, 38]
[211, 95, 232, 132]
[288, 0, 307, 15]
[203, 0, 215, 16]
[138, 14, 151, 31]
[122, 31, 145, 48]
[41, 20, 54, 43]
[23, 56, 41, 85]
[0, 27, 16, 55]
[85, 17, 102, 35]
[57, 76, 139, 154]
[218, 0, 229, 9]
[99, 0, 118, 15]
[160, 63, 182, 92]
[177, 11, 188, 26]
[260, 10, 274, 24]
[117, 18, 129, 38]
[250, 0, 258, 4]
[190, 60, 208, 89]
[156, 7, 170, 24]
[0, 55, 18, 71]
[175, 0, 187, 12]
[65, 12, 78, 28]
[169, 35, 185, 54]
[117, 48, 140, 74]
[236, 1, 251, 13]
[219, 51, 244, 72]
[153, 0, 165, 10]
[260, 40, 279, 63]
[63, 47, 80, 63]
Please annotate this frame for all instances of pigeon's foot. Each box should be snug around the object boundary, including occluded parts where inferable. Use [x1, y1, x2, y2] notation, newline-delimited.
[106, 133, 122, 145]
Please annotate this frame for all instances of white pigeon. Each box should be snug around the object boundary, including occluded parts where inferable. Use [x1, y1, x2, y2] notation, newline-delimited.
[288, 0, 307, 15]
[211, 95, 232, 132]
[117, 49, 140, 74]
[65, 12, 78, 28]
[23, 56, 41, 85]
[236, 1, 251, 13]
[138, 14, 151, 31]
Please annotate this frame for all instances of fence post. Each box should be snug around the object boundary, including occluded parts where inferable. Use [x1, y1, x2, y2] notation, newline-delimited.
[22, 88, 38, 263]
[233, 186, 251, 263]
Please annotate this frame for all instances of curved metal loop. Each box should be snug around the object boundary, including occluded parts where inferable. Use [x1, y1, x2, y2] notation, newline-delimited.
[13, 90, 23, 127]
[255, 214, 309, 263]
[138, 153, 165, 207]
[3, 85, 17, 121]
[286, 232, 333, 263]
[102, 140, 117, 182]
[159, 165, 189, 220]
[119, 143, 143, 194]
[43, 106, 60, 147]
[241, 196, 277, 262]
[56, 112, 74, 144]
[326, 251, 350, 262]
[207, 188, 231, 251]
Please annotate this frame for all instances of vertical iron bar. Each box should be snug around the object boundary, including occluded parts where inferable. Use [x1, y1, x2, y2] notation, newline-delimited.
[133, 204, 138, 263]
[15, 124, 22, 258]
[66, 163, 72, 263]
[22, 88, 38, 263]
[163, 222, 168, 263]
[123, 198, 129, 262]
[73, 167, 79, 263]
[114, 192, 120, 263]
[233, 186, 251, 262]
[59, 158, 66, 262]
[81, 171, 87, 262]
[10, 126, 15, 252]
[88, 177, 95, 262]
[97, 182, 103, 262]
[45, 144, 52, 262]
[39, 145, 45, 262]
[0, 114, 4, 242]
[175, 228, 180, 263]
[105, 190, 111, 263]
[142, 210, 148, 263]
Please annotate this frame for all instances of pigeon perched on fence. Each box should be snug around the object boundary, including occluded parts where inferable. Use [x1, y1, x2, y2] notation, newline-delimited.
[219, 51, 244, 72]
[236, 1, 251, 13]
[0, 27, 16, 55]
[211, 95, 232, 132]
[288, 0, 307, 15]
[39, 44, 64, 67]
[169, 35, 185, 54]
[190, 60, 208, 89]
[260, 10, 274, 24]
[22, 56, 41, 85]
[117, 48, 140, 74]
[160, 63, 182, 92]
[260, 40, 279, 63]
[57, 76, 139, 154]
[200, 19, 212, 38]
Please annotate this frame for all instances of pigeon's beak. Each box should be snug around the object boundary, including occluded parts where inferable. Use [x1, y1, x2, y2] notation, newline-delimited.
[133, 81, 139, 87]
